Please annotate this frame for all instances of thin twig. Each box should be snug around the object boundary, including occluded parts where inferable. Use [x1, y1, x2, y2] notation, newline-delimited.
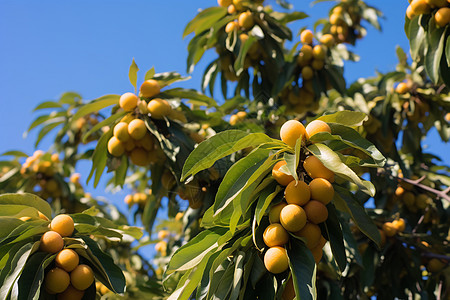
[398, 176, 450, 202]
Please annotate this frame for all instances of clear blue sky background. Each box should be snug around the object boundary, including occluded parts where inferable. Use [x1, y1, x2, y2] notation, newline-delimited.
[0, 0, 448, 259]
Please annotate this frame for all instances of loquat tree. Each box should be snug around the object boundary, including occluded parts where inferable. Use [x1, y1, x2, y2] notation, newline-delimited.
[0, 0, 449, 299]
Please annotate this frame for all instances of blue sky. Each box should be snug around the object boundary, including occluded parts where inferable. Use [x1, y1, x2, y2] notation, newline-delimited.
[0, 1, 448, 258]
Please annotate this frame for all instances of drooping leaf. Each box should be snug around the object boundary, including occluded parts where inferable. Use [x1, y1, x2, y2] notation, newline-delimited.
[72, 94, 120, 122]
[323, 204, 346, 272]
[424, 23, 446, 84]
[287, 238, 317, 300]
[181, 130, 277, 181]
[309, 123, 386, 166]
[183, 7, 228, 38]
[306, 143, 376, 196]
[333, 186, 381, 246]
[165, 227, 227, 275]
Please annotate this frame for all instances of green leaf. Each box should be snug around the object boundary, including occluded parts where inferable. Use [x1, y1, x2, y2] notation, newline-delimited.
[324, 65, 346, 95]
[0, 193, 51, 219]
[408, 14, 429, 61]
[317, 111, 367, 127]
[82, 110, 127, 143]
[32, 101, 63, 111]
[425, 24, 446, 84]
[165, 228, 227, 275]
[446, 35, 450, 67]
[287, 238, 317, 300]
[128, 58, 139, 92]
[58, 92, 82, 104]
[87, 129, 113, 187]
[17, 251, 53, 300]
[234, 35, 258, 76]
[183, 7, 227, 38]
[35, 120, 65, 147]
[333, 185, 380, 246]
[1, 151, 28, 158]
[0, 242, 34, 299]
[309, 124, 386, 166]
[181, 130, 276, 181]
[144, 67, 155, 81]
[72, 94, 120, 121]
[169, 251, 215, 300]
[161, 88, 217, 107]
[306, 143, 375, 196]
[79, 236, 126, 293]
[255, 183, 282, 225]
[323, 204, 346, 272]
[270, 11, 308, 24]
[153, 72, 190, 87]
[27, 112, 66, 132]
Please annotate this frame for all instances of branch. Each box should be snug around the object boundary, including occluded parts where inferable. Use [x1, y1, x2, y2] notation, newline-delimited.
[398, 176, 450, 202]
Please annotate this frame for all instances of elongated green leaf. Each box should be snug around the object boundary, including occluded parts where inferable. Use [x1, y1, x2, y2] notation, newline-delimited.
[317, 111, 367, 127]
[17, 251, 52, 300]
[270, 11, 308, 24]
[323, 204, 346, 272]
[255, 183, 282, 225]
[32, 101, 63, 111]
[234, 35, 257, 76]
[425, 24, 446, 84]
[72, 95, 120, 121]
[161, 87, 217, 107]
[128, 58, 139, 92]
[1, 151, 28, 158]
[82, 111, 127, 143]
[306, 143, 375, 196]
[287, 238, 317, 300]
[214, 149, 272, 217]
[144, 67, 155, 81]
[310, 123, 385, 166]
[58, 92, 82, 104]
[183, 7, 227, 38]
[35, 120, 64, 147]
[408, 15, 427, 61]
[27, 112, 66, 132]
[0, 218, 24, 241]
[324, 65, 346, 95]
[0, 242, 33, 299]
[168, 251, 215, 300]
[0, 193, 51, 219]
[87, 129, 112, 187]
[229, 153, 276, 233]
[282, 153, 299, 182]
[181, 130, 275, 181]
[79, 236, 126, 293]
[165, 227, 227, 275]
[446, 35, 450, 67]
[333, 185, 380, 246]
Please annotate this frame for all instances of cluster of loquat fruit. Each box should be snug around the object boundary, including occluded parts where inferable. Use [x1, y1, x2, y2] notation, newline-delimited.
[382, 217, 406, 238]
[229, 111, 247, 126]
[262, 119, 336, 276]
[20, 150, 63, 199]
[39, 214, 95, 299]
[394, 80, 431, 124]
[107, 78, 184, 166]
[124, 190, 151, 209]
[325, 3, 367, 44]
[73, 113, 102, 144]
[406, 0, 450, 27]
[394, 180, 433, 213]
[217, 0, 263, 80]
[284, 30, 333, 114]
